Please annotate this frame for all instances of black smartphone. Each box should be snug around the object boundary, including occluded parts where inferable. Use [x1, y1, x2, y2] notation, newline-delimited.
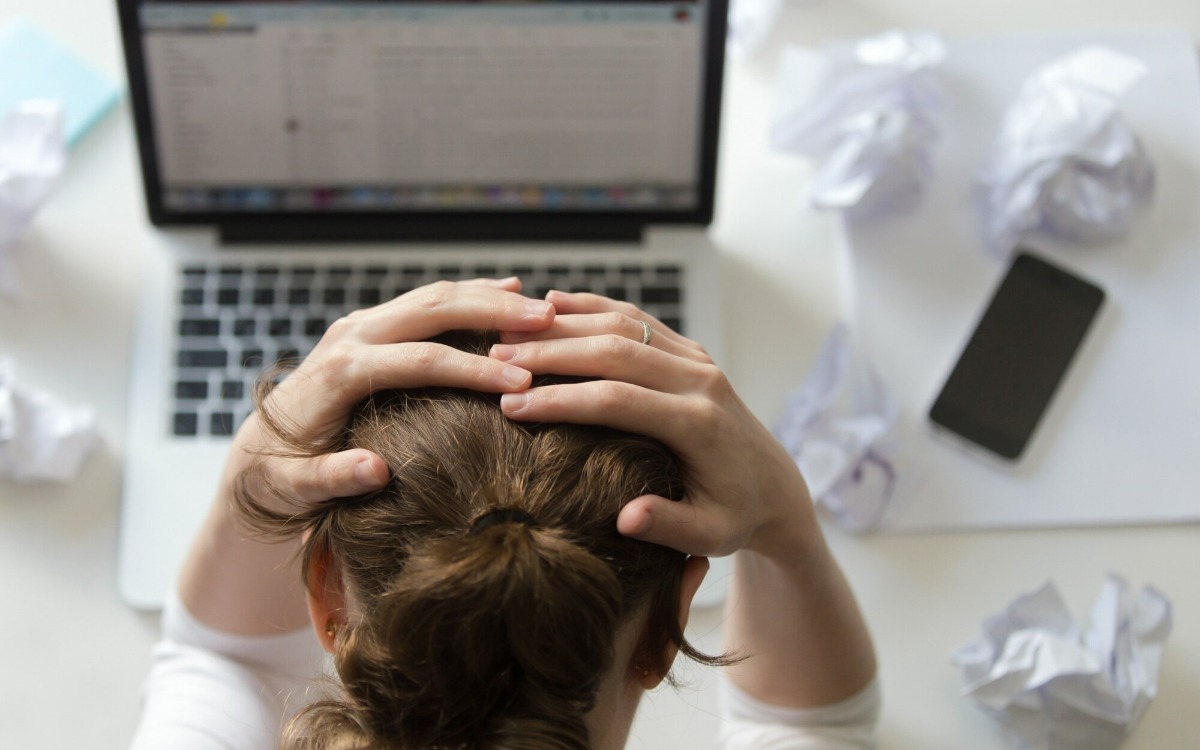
[929, 251, 1105, 461]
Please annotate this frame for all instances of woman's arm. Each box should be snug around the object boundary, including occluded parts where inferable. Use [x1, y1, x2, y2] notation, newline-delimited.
[489, 291, 876, 707]
[177, 279, 555, 635]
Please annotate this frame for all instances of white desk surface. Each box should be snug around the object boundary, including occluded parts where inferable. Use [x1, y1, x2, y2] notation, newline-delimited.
[2, 1, 1197, 748]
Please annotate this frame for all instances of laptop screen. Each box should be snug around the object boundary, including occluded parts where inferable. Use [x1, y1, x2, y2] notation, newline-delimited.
[118, 0, 726, 240]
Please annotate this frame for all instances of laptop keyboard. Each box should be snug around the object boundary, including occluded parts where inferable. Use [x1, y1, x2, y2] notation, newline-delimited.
[172, 261, 684, 438]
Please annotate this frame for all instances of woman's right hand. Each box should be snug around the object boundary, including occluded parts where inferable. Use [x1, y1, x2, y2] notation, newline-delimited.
[228, 277, 555, 514]
[489, 291, 817, 561]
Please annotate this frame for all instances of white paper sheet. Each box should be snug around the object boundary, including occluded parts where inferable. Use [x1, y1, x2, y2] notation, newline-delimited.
[835, 30, 1200, 531]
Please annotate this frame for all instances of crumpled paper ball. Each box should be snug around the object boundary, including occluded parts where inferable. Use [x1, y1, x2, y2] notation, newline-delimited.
[773, 324, 900, 531]
[953, 575, 1172, 750]
[0, 357, 99, 483]
[0, 99, 66, 296]
[726, 0, 785, 59]
[978, 46, 1155, 255]
[771, 30, 947, 218]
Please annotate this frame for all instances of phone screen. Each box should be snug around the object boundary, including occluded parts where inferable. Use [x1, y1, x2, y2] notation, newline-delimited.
[929, 251, 1105, 461]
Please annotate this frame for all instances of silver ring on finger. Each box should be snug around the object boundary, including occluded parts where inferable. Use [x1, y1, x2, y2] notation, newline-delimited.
[639, 320, 653, 346]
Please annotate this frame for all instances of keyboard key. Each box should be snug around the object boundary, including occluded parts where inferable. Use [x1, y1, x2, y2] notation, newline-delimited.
[180, 288, 204, 306]
[255, 266, 280, 278]
[219, 267, 243, 280]
[292, 265, 316, 278]
[179, 318, 219, 337]
[173, 413, 198, 436]
[175, 381, 208, 400]
[178, 349, 227, 368]
[511, 264, 534, 277]
[605, 286, 627, 301]
[182, 266, 207, 279]
[655, 264, 682, 275]
[253, 288, 275, 306]
[305, 318, 327, 337]
[436, 265, 461, 278]
[358, 288, 382, 306]
[233, 318, 256, 337]
[276, 348, 301, 364]
[220, 381, 244, 400]
[216, 288, 240, 306]
[287, 288, 310, 305]
[323, 288, 346, 306]
[329, 265, 352, 277]
[661, 317, 683, 334]
[210, 412, 236, 437]
[640, 286, 681, 305]
[241, 348, 264, 368]
[548, 264, 570, 276]
[473, 264, 499, 277]
[365, 265, 388, 277]
[269, 318, 291, 336]
[583, 265, 607, 276]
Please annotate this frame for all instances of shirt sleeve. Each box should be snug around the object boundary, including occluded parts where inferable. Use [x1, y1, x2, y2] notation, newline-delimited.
[129, 589, 330, 750]
[717, 676, 881, 750]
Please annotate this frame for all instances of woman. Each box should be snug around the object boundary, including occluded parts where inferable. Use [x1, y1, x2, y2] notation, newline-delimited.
[131, 279, 879, 749]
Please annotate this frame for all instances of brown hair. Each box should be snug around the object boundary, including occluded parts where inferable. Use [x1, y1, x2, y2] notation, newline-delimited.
[235, 332, 725, 750]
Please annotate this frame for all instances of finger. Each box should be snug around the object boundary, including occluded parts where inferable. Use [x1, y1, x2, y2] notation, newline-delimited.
[544, 290, 707, 355]
[489, 335, 714, 393]
[357, 342, 532, 391]
[278, 344, 532, 432]
[496, 312, 701, 359]
[462, 276, 522, 292]
[499, 380, 702, 447]
[279, 448, 390, 505]
[331, 281, 553, 344]
[617, 494, 727, 557]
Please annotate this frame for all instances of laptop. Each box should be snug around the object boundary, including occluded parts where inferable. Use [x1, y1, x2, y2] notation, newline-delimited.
[116, 0, 730, 609]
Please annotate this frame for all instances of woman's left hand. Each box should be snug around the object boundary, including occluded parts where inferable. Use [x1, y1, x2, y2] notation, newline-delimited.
[488, 290, 817, 562]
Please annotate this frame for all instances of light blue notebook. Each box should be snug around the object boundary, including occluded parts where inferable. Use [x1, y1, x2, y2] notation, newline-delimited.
[0, 20, 122, 146]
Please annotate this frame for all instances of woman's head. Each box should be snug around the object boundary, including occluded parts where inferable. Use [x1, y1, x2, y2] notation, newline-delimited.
[236, 333, 720, 750]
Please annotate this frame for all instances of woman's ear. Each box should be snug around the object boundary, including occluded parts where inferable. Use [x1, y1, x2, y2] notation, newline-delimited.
[305, 545, 348, 654]
[633, 556, 710, 690]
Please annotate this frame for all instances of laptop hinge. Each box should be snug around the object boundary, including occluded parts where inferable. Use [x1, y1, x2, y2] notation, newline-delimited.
[218, 218, 644, 245]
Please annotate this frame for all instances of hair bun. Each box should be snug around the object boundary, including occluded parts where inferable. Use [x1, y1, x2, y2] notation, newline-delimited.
[468, 506, 539, 536]
[333, 521, 622, 748]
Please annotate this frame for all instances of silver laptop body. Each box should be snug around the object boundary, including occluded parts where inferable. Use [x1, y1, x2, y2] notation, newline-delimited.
[116, 0, 729, 608]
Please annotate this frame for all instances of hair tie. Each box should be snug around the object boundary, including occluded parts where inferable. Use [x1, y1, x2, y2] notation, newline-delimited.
[469, 507, 539, 536]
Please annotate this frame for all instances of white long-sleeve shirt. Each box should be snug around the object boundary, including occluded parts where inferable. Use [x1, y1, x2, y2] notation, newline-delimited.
[131, 591, 880, 749]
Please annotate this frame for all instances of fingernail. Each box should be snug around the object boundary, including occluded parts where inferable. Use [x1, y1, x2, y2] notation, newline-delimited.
[501, 392, 528, 414]
[629, 508, 653, 536]
[491, 343, 517, 362]
[501, 366, 529, 388]
[524, 299, 552, 319]
[355, 459, 385, 489]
